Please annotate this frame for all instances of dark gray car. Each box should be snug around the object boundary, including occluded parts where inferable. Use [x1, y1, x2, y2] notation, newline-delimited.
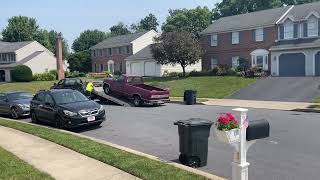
[0, 91, 33, 119]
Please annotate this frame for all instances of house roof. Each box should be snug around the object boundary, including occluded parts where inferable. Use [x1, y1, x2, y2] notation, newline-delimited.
[200, 6, 291, 35]
[125, 44, 153, 61]
[0, 41, 33, 53]
[284, 1, 320, 21]
[270, 38, 320, 51]
[90, 31, 149, 50]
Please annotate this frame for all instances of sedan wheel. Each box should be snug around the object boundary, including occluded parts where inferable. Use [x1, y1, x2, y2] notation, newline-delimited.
[10, 107, 19, 119]
[54, 116, 63, 129]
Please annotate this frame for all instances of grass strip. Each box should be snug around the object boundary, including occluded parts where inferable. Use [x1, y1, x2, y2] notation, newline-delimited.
[0, 118, 207, 180]
[0, 146, 53, 180]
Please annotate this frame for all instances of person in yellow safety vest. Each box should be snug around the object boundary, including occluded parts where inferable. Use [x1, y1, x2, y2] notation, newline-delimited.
[85, 81, 94, 99]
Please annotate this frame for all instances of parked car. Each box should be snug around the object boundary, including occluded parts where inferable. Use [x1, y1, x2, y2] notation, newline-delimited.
[103, 74, 170, 106]
[30, 89, 105, 128]
[0, 91, 33, 119]
[51, 78, 85, 94]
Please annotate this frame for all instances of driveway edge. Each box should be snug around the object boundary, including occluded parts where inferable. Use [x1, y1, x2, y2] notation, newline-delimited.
[1, 118, 226, 180]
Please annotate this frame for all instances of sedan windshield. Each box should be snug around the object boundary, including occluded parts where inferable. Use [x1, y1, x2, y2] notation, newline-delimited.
[51, 91, 88, 104]
[7, 92, 33, 101]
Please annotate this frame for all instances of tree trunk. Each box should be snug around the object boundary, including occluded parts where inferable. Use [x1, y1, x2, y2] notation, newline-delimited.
[181, 65, 186, 77]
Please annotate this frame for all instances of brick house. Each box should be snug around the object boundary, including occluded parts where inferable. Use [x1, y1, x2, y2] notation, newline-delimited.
[200, 6, 291, 72]
[200, 1, 320, 76]
[90, 30, 158, 74]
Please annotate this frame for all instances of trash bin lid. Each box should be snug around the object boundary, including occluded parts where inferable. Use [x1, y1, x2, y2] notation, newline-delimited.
[174, 118, 213, 126]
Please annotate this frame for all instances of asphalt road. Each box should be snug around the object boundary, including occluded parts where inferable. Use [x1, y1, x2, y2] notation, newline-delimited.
[22, 104, 320, 180]
[229, 77, 320, 102]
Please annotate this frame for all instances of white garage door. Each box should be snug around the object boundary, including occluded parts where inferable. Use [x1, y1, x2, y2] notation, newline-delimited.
[144, 62, 156, 76]
[130, 62, 142, 75]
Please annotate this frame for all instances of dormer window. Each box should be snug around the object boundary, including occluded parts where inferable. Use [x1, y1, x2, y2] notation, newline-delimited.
[232, 32, 239, 44]
[307, 15, 318, 37]
[210, 34, 218, 46]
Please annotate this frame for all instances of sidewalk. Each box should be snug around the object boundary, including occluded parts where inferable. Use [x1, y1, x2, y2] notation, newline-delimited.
[0, 126, 139, 180]
[202, 98, 313, 111]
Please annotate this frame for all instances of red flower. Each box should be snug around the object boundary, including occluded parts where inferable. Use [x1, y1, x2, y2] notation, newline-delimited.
[226, 113, 238, 124]
[218, 115, 229, 125]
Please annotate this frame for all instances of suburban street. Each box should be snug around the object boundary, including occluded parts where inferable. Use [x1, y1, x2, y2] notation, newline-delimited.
[23, 103, 320, 180]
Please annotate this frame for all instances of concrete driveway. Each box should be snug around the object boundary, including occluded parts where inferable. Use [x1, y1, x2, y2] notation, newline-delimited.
[228, 77, 320, 102]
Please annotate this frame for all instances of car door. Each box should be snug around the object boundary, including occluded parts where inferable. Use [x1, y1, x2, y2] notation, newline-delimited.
[32, 92, 45, 120]
[38, 93, 56, 123]
[0, 93, 9, 114]
[113, 76, 125, 94]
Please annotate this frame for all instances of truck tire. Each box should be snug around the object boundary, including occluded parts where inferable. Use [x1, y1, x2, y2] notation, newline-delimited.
[103, 84, 111, 95]
[133, 95, 142, 107]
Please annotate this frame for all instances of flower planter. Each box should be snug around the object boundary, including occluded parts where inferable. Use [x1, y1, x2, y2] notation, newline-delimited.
[215, 128, 240, 144]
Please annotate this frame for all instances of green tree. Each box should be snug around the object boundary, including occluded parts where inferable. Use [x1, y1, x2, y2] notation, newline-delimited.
[33, 29, 52, 51]
[138, 13, 159, 31]
[151, 32, 203, 76]
[110, 22, 131, 36]
[2, 16, 39, 42]
[162, 6, 212, 36]
[72, 29, 107, 52]
[66, 50, 91, 73]
[48, 30, 69, 57]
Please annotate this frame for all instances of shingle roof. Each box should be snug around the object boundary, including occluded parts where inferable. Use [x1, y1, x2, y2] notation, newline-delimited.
[201, 6, 291, 35]
[270, 38, 320, 51]
[90, 31, 149, 50]
[285, 1, 320, 21]
[125, 45, 153, 61]
[0, 41, 33, 53]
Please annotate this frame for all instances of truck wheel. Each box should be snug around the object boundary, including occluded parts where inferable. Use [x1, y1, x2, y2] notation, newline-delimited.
[187, 156, 200, 168]
[133, 96, 142, 107]
[103, 85, 111, 95]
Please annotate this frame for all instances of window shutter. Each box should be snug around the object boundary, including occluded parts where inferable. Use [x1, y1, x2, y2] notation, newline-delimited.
[293, 24, 298, 38]
[209, 35, 211, 46]
[263, 28, 266, 41]
[280, 25, 284, 40]
[303, 22, 308, 37]
[318, 20, 320, 36]
[252, 30, 256, 41]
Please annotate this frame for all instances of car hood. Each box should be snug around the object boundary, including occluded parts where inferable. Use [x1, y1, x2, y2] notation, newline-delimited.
[57, 100, 100, 112]
[12, 98, 32, 105]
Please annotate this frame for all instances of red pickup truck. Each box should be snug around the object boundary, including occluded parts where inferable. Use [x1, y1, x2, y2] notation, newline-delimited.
[103, 75, 170, 106]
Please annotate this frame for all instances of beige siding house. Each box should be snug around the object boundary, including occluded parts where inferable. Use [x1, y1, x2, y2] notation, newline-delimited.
[0, 41, 57, 82]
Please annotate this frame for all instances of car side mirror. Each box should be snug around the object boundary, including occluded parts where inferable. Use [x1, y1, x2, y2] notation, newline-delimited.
[45, 102, 54, 107]
[246, 119, 270, 141]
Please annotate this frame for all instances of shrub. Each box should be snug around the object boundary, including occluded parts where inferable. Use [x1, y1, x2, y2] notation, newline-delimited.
[216, 64, 230, 76]
[49, 70, 58, 80]
[226, 68, 237, 76]
[12, 65, 32, 82]
[32, 73, 56, 81]
[67, 71, 86, 78]
[114, 71, 123, 76]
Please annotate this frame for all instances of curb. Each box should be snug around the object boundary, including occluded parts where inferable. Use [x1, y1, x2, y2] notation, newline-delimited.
[1, 118, 226, 180]
[292, 108, 320, 113]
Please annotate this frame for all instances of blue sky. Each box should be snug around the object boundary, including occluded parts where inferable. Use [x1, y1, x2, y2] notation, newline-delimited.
[0, 0, 219, 49]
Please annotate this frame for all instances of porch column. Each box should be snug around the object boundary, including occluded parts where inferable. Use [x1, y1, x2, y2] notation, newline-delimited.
[4, 69, 11, 82]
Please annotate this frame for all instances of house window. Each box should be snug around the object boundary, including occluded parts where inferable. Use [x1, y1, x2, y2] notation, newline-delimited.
[126, 46, 130, 54]
[232, 56, 240, 68]
[307, 16, 318, 37]
[210, 34, 218, 46]
[232, 32, 239, 44]
[99, 49, 103, 56]
[284, 19, 294, 39]
[45, 68, 49, 72]
[108, 48, 112, 56]
[1, 54, 8, 63]
[210, 58, 218, 69]
[255, 28, 264, 42]
[100, 64, 103, 72]
[279, 25, 284, 40]
[293, 23, 299, 38]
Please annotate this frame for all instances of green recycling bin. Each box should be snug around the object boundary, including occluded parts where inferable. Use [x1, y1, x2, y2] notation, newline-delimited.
[184, 90, 197, 105]
[174, 118, 213, 167]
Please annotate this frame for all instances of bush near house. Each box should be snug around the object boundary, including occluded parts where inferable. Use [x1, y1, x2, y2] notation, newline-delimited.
[12, 65, 33, 82]
[32, 73, 56, 81]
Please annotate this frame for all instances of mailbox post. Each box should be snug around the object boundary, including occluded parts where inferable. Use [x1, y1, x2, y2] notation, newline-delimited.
[229, 108, 270, 180]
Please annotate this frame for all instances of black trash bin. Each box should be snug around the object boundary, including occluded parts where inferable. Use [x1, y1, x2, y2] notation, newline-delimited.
[174, 118, 213, 168]
[184, 90, 197, 105]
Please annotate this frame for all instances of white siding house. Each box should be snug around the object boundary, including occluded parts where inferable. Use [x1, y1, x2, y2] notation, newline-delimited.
[125, 45, 201, 77]
[0, 41, 57, 82]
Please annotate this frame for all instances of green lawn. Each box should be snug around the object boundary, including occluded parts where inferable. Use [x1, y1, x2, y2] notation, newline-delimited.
[0, 146, 53, 180]
[146, 76, 256, 98]
[0, 81, 56, 94]
[0, 119, 209, 180]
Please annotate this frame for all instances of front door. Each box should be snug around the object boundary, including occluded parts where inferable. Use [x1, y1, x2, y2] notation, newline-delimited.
[255, 55, 268, 71]
[0, 70, 5, 82]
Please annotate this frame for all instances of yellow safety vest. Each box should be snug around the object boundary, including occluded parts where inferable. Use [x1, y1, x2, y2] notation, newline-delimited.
[86, 82, 93, 92]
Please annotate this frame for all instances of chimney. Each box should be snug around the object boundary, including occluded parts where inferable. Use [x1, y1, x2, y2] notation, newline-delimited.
[56, 32, 65, 80]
